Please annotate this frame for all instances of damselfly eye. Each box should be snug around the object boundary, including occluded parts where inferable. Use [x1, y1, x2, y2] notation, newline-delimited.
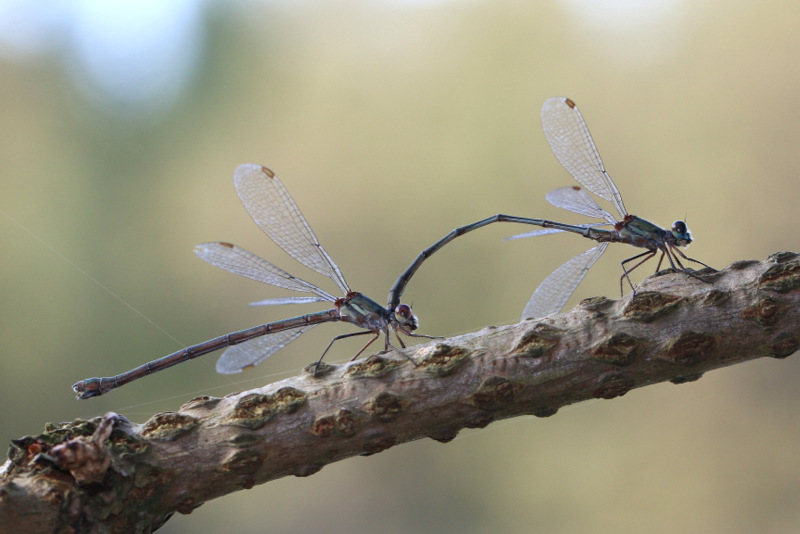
[394, 304, 418, 331]
[671, 220, 692, 246]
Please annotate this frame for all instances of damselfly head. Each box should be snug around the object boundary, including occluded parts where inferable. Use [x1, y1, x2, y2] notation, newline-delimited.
[394, 304, 418, 331]
[671, 220, 692, 246]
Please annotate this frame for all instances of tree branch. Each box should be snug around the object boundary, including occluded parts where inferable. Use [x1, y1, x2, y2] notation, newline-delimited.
[2, 252, 799, 533]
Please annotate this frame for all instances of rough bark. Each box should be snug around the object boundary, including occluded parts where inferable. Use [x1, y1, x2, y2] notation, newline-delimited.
[2, 252, 799, 533]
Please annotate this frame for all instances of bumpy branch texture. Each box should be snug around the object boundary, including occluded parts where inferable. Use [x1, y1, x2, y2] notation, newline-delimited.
[2, 252, 799, 533]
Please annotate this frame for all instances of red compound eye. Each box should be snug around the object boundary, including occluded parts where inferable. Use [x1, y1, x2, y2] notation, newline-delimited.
[395, 304, 411, 318]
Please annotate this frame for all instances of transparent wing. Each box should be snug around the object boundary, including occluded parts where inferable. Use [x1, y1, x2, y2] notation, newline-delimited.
[541, 98, 627, 219]
[522, 243, 609, 319]
[195, 242, 337, 302]
[545, 186, 618, 224]
[506, 223, 609, 241]
[234, 164, 350, 296]
[216, 325, 317, 374]
[249, 296, 328, 306]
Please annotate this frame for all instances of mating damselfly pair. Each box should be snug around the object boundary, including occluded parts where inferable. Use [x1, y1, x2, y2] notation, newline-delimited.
[73, 97, 711, 399]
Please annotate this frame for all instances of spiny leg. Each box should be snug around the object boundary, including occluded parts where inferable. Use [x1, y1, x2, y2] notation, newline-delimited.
[313, 330, 376, 376]
[311, 326, 445, 376]
[673, 246, 716, 271]
[653, 247, 691, 275]
[399, 329, 443, 342]
[654, 250, 666, 272]
[390, 326, 442, 367]
[668, 247, 715, 283]
[391, 327, 406, 349]
[351, 332, 381, 359]
[664, 248, 685, 271]
[386, 327, 419, 367]
[619, 249, 657, 296]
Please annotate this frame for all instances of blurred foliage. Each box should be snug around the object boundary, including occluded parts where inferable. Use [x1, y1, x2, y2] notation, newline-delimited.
[1, 1, 799, 533]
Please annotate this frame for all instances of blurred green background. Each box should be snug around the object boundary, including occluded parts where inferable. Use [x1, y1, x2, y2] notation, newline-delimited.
[2, 0, 799, 532]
